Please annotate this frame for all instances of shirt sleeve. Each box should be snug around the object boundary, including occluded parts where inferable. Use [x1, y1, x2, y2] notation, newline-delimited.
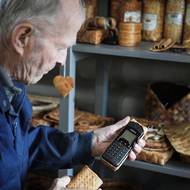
[27, 126, 94, 170]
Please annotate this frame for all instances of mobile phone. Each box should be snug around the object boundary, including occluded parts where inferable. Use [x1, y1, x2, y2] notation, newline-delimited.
[101, 119, 147, 171]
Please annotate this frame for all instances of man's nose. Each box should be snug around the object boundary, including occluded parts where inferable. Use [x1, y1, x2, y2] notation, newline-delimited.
[56, 49, 67, 66]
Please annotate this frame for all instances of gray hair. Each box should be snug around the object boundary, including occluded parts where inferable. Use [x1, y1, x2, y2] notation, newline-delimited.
[0, 0, 62, 47]
[0, 0, 85, 45]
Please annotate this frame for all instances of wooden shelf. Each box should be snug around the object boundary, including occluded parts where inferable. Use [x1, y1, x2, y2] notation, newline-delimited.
[124, 160, 190, 179]
[73, 42, 190, 64]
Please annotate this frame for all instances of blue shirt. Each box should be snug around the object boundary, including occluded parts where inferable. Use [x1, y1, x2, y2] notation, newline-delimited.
[0, 82, 93, 190]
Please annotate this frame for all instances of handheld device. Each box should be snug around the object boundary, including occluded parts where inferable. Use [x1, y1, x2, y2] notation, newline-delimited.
[101, 119, 147, 171]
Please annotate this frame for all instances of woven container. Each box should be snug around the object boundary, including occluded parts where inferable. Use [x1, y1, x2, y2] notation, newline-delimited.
[77, 29, 106, 45]
[85, 0, 97, 19]
[132, 117, 174, 165]
[110, 0, 123, 22]
[145, 82, 190, 124]
[142, 0, 165, 42]
[164, 122, 190, 164]
[164, 0, 185, 44]
[87, 16, 117, 30]
[43, 108, 114, 132]
[183, 0, 190, 45]
[119, 0, 142, 23]
[74, 111, 114, 133]
[29, 95, 59, 117]
[118, 22, 142, 46]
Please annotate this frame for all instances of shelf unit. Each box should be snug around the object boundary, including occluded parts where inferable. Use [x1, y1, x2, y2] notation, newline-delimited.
[124, 160, 190, 179]
[73, 42, 190, 63]
[71, 42, 190, 180]
[72, 42, 190, 118]
[28, 42, 190, 180]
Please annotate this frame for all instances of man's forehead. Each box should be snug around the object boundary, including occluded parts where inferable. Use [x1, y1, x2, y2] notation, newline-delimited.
[50, 1, 84, 48]
[59, 0, 83, 14]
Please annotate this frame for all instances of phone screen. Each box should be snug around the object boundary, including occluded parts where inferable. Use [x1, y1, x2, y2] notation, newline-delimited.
[119, 130, 136, 145]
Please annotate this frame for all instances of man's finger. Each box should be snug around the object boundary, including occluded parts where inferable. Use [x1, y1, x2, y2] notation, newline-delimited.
[111, 116, 130, 132]
[128, 150, 136, 161]
[53, 176, 71, 189]
[133, 144, 142, 155]
[58, 176, 71, 187]
[138, 138, 146, 148]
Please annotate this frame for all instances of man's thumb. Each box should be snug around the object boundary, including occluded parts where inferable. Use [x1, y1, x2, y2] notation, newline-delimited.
[114, 116, 130, 130]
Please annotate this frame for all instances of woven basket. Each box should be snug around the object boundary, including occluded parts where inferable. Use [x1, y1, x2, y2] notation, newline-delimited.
[29, 95, 59, 117]
[43, 108, 115, 132]
[164, 122, 190, 164]
[77, 29, 107, 45]
[84, 0, 97, 19]
[110, 0, 123, 22]
[118, 22, 142, 47]
[145, 82, 190, 124]
[119, 0, 142, 23]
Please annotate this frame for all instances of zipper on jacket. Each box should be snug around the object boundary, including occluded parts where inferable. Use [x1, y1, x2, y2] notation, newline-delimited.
[13, 120, 18, 149]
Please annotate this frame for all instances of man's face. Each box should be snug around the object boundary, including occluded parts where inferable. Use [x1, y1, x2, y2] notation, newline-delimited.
[20, 0, 84, 84]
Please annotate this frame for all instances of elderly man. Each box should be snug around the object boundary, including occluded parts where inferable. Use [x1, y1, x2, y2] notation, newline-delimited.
[0, 0, 145, 189]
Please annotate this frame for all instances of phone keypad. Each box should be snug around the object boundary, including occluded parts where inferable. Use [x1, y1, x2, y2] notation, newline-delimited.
[102, 141, 130, 166]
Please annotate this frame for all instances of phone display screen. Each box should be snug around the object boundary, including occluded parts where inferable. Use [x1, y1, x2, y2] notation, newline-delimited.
[119, 130, 136, 145]
[101, 121, 145, 170]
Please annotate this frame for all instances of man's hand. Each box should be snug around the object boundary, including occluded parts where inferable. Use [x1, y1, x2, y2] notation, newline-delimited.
[92, 116, 146, 160]
[49, 176, 71, 190]
[49, 176, 102, 190]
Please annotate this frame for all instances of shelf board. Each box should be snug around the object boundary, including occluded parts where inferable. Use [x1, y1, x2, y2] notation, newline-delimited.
[73, 42, 190, 64]
[124, 160, 190, 179]
[27, 84, 58, 97]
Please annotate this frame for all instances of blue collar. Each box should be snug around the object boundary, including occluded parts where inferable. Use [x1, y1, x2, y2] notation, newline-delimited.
[0, 84, 10, 113]
[0, 81, 26, 114]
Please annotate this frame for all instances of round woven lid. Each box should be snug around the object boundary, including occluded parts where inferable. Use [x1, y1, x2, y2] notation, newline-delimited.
[164, 122, 190, 156]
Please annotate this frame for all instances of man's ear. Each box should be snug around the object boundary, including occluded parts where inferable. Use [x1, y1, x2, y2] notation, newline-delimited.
[11, 22, 34, 56]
